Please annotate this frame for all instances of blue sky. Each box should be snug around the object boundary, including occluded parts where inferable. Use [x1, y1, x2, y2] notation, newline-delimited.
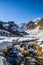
[0, 0, 43, 24]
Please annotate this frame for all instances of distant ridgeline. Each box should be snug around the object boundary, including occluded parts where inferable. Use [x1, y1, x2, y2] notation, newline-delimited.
[0, 18, 43, 37]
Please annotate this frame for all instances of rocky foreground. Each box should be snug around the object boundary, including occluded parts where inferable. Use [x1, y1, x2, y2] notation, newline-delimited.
[0, 36, 43, 65]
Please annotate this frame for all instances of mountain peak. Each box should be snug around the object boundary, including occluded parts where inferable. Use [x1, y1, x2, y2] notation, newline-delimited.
[33, 18, 42, 22]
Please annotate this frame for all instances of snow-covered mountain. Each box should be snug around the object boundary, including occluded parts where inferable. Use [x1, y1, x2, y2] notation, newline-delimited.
[22, 18, 43, 49]
[0, 21, 28, 37]
[0, 18, 43, 37]
[0, 18, 43, 49]
[19, 23, 27, 31]
[25, 18, 43, 35]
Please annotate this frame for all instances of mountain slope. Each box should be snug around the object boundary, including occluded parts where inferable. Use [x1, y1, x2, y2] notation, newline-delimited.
[0, 18, 43, 49]
[0, 18, 43, 37]
[0, 21, 28, 37]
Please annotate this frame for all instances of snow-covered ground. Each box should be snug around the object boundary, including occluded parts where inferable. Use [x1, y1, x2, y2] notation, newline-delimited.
[0, 35, 43, 50]
[0, 18, 43, 50]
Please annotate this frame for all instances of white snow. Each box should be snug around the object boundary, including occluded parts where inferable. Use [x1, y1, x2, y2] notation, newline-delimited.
[33, 18, 41, 22]
[0, 18, 43, 50]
